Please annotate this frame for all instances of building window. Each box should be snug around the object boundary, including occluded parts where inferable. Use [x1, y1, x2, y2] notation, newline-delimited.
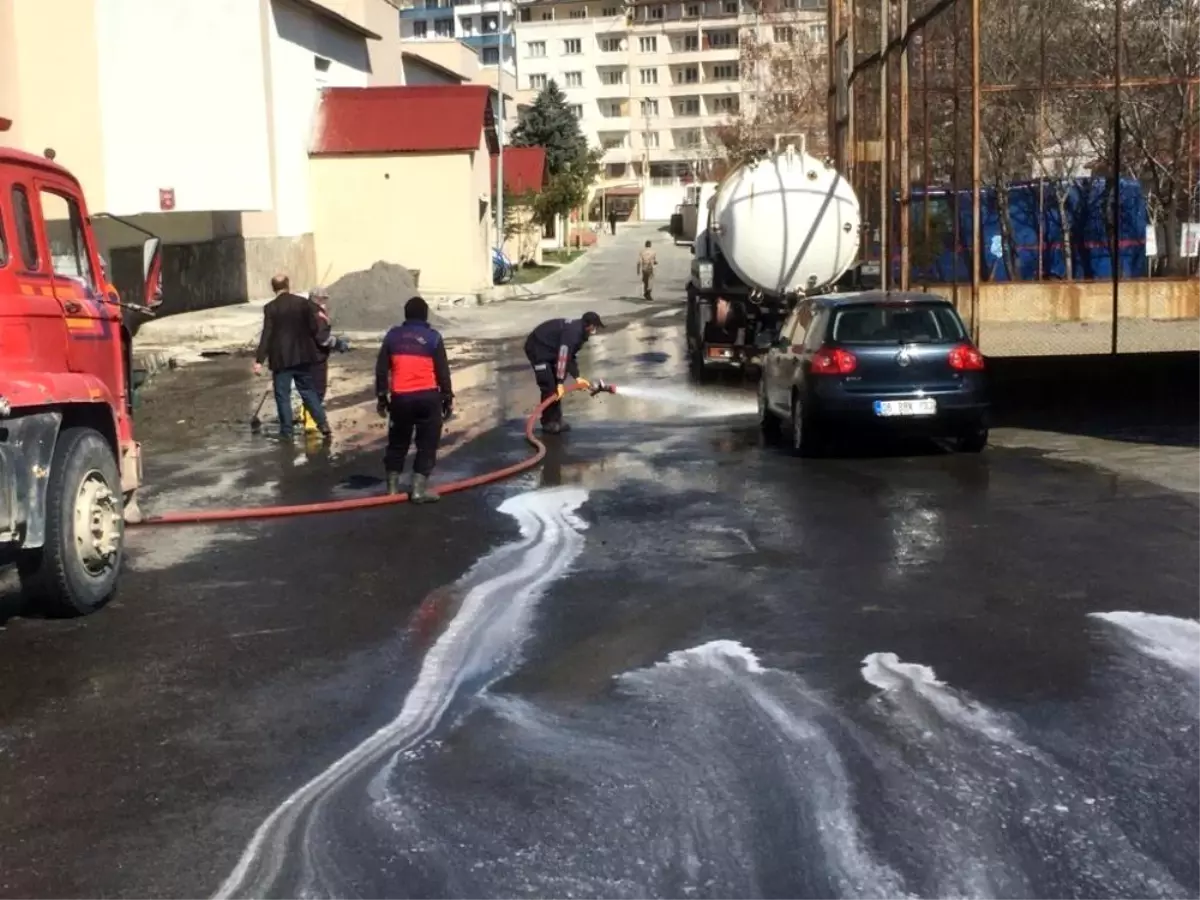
[639, 36, 657, 52]
[601, 100, 626, 116]
[772, 91, 795, 107]
[602, 5, 620, 13]
[460, 15, 475, 33]
[682, 34, 699, 51]
[643, 131, 660, 148]
[570, 8, 586, 17]
[314, 55, 331, 73]
[676, 98, 700, 115]
[723, 0, 738, 11]
[600, 37, 622, 51]
[649, 5, 664, 18]
[529, 73, 547, 89]
[569, 104, 584, 118]
[39, 190, 95, 289]
[773, 25, 794, 43]
[519, 7, 531, 21]
[676, 128, 702, 148]
[641, 99, 659, 116]
[600, 68, 626, 85]
[481, 13, 498, 30]
[809, 22, 827, 41]
[600, 133, 627, 149]
[707, 30, 735, 47]
[771, 58, 794, 78]
[711, 95, 738, 113]
[413, 20, 428, 37]
[11, 186, 39, 271]
[606, 162, 627, 177]
[685, 2, 701, 15]
[434, 17, 453, 36]
[564, 37, 582, 53]
[676, 65, 698, 83]
[713, 62, 738, 80]
[527, 40, 546, 56]
[640, 67, 658, 84]
[783, 0, 798, 7]
[482, 47, 500, 64]
[565, 70, 583, 87]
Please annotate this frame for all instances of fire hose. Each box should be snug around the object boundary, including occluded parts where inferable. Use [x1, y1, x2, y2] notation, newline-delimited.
[130, 381, 616, 527]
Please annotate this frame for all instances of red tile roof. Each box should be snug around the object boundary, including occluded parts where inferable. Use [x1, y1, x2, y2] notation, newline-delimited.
[491, 146, 547, 195]
[311, 85, 491, 156]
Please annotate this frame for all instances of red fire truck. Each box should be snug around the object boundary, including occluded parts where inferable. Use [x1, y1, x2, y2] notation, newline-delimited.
[0, 124, 162, 616]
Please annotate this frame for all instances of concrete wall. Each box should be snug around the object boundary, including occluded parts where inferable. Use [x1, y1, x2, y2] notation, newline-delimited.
[363, 0, 406, 84]
[310, 150, 491, 294]
[93, 0, 274, 216]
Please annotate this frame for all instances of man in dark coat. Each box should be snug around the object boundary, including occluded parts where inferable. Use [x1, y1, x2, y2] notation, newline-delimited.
[253, 274, 330, 441]
[523, 311, 604, 434]
[375, 296, 454, 502]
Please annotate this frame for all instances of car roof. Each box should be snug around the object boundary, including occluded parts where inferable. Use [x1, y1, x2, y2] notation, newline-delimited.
[813, 290, 954, 308]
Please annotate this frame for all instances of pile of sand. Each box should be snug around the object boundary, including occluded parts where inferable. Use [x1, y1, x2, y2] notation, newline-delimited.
[326, 261, 444, 332]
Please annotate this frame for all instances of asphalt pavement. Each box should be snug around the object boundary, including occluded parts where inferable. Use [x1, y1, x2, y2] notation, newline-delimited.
[0, 236, 1197, 899]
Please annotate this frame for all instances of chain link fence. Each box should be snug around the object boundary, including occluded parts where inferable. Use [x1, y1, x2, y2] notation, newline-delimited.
[827, 0, 1199, 356]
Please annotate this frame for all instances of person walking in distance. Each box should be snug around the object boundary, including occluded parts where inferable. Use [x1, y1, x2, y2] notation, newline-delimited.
[253, 274, 331, 441]
[523, 311, 604, 434]
[637, 239, 658, 301]
[608, 207, 618, 235]
[376, 296, 454, 502]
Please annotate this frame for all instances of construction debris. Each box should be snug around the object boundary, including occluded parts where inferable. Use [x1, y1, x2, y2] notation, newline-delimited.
[325, 261, 445, 332]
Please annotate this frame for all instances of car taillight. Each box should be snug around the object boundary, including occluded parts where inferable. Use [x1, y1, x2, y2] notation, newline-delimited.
[948, 343, 985, 371]
[810, 346, 857, 375]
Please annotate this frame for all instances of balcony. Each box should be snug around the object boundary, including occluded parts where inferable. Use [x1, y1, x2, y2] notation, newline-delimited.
[399, 3, 450, 16]
[594, 115, 632, 130]
[462, 32, 516, 50]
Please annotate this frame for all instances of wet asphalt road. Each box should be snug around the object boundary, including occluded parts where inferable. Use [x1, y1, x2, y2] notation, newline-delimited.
[0, 310, 1197, 899]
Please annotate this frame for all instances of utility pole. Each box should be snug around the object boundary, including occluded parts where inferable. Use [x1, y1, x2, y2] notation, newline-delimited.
[494, 0, 507, 252]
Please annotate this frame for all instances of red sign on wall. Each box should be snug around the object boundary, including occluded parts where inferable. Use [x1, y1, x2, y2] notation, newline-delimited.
[159, 188, 176, 212]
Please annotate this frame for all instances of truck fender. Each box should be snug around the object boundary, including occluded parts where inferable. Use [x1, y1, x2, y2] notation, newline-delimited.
[0, 411, 63, 549]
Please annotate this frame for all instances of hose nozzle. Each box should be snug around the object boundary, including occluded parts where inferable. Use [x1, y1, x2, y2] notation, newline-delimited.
[589, 379, 617, 396]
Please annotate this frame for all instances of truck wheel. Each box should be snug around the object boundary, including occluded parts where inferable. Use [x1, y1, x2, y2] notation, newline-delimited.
[758, 379, 781, 442]
[18, 427, 124, 617]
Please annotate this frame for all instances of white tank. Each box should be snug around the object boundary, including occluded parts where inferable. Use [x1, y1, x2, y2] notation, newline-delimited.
[709, 142, 861, 296]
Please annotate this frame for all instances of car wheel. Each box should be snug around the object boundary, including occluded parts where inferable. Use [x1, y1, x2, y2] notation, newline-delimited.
[790, 395, 823, 457]
[956, 424, 989, 453]
[759, 379, 781, 441]
[18, 427, 124, 617]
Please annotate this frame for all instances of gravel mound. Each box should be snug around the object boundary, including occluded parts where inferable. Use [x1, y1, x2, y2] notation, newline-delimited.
[326, 261, 446, 332]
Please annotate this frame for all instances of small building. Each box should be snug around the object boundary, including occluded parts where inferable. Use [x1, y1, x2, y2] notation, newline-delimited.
[491, 146, 547, 265]
[308, 84, 497, 296]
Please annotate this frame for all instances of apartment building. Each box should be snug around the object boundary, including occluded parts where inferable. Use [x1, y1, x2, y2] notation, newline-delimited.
[514, 0, 826, 218]
[398, 0, 518, 77]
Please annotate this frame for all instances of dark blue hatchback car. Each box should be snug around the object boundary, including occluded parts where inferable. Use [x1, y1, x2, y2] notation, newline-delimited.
[758, 291, 989, 455]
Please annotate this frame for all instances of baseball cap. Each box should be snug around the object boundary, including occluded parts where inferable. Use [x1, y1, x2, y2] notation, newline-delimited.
[582, 311, 604, 329]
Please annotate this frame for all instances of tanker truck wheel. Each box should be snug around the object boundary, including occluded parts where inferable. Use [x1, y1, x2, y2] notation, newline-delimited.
[18, 427, 124, 617]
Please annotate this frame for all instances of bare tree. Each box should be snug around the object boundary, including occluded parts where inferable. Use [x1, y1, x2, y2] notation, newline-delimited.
[712, 0, 828, 166]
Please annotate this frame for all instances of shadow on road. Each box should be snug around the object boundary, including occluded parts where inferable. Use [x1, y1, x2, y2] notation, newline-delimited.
[989, 352, 1199, 448]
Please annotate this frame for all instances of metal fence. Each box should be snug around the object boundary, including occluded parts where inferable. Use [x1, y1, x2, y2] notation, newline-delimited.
[826, 0, 1200, 356]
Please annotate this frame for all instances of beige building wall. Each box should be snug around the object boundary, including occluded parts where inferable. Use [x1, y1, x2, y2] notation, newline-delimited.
[309, 151, 491, 294]
[2, 0, 106, 209]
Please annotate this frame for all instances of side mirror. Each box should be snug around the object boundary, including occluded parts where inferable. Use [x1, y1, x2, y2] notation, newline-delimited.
[142, 237, 163, 309]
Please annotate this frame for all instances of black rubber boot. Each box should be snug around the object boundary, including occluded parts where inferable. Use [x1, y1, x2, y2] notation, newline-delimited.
[410, 474, 440, 503]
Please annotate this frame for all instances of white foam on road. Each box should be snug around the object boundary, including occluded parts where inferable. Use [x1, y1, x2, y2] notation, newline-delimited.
[1090, 611, 1200, 678]
[213, 486, 590, 900]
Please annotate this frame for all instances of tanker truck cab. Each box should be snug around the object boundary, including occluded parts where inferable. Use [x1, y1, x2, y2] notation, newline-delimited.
[0, 144, 163, 616]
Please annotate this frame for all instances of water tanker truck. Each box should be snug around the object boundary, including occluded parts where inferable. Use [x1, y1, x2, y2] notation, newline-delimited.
[686, 136, 861, 377]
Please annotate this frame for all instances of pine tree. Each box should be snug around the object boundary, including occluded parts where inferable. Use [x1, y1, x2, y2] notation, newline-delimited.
[510, 80, 588, 178]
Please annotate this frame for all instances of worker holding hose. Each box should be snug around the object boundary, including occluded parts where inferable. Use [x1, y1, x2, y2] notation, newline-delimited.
[375, 296, 454, 502]
[523, 311, 604, 434]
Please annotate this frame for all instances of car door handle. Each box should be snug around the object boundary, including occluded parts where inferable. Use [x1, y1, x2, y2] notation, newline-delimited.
[63, 301, 83, 314]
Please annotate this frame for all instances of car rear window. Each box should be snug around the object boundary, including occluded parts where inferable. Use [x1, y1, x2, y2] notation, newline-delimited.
[831, 303, 966, 344]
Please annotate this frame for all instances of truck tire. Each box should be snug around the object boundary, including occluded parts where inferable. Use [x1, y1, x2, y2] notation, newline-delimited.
[18, 427, 124, 617]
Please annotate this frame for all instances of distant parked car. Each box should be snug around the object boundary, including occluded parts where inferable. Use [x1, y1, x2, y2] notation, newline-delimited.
[758, 291, 990, 455]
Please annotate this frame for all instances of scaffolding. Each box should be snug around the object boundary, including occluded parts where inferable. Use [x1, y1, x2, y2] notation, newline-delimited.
[826, 0, 1200, 355]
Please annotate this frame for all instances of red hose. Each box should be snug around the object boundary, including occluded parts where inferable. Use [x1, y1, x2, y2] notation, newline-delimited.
[131, 384, 585, 527]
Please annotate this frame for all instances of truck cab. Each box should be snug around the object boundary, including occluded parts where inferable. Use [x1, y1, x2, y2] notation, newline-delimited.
[0, 143, 162, 616]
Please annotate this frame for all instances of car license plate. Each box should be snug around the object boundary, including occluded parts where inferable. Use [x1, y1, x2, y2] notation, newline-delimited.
[874, 398, 937, 417]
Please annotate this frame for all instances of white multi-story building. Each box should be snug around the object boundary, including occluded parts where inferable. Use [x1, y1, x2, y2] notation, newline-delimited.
[514, 0, 826, 218]
[398, 0, 519, 78]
